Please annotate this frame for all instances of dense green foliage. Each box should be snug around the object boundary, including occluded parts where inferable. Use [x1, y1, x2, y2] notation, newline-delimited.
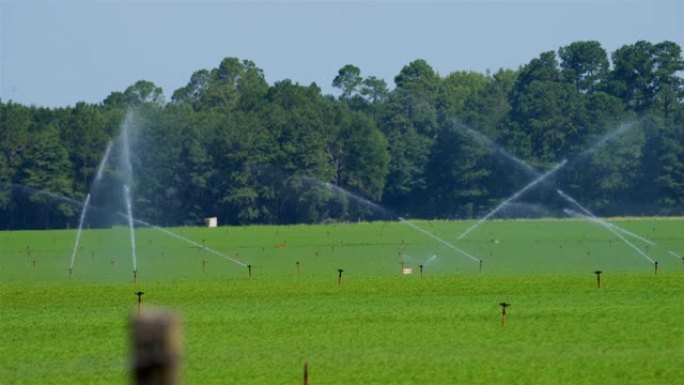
[1, 40, 683, 229]
[1, 220, 683, 384]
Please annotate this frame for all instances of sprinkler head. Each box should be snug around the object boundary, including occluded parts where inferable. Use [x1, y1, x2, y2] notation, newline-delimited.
[594, 270, 602, 275]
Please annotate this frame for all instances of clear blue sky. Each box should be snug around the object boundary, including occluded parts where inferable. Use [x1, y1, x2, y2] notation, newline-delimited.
[1, 0, 682, 107]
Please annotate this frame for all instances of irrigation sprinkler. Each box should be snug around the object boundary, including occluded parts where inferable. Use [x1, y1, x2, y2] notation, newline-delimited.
[419, 264, 424, 278]
[296, 261, 300, 275]
[68, 267, 73, 278]
[654, 261, 658, 275]
[479, 260, 483, 273]
[337, 269, 344, 286]
[303, 362, 309, 385]
[594, 270, 603, 289]
[133, 270, 138, 284]
[247, 264, 252, 278]
[135, 291, 144, 316]
[500, 302, 510, 329]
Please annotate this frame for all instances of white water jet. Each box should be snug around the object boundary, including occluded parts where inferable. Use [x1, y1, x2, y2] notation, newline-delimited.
[399, 217, 480, 263]
[95, 141, 113, 182]
[564, 209, 655, 265]
[577, 120, 638, 159]
[456, 160, 567, 241]
[304, 176, 481, 264]
[454, 122, 537, 176]
[68, 193, 91, 273]
[556, 189, 656, 246]
[131, 217, 247, 267]
[68, 141, 114, 274]
[123, 185, 137, 273]
[668, 250, 682, 260]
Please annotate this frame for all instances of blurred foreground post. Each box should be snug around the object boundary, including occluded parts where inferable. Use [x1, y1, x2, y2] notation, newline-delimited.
[131, 309, 183, 385]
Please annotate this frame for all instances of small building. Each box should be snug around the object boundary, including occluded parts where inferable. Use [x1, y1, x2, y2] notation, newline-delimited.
[205, 217, 218, 228]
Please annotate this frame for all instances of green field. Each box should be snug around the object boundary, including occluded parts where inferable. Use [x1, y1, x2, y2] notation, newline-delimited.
[1, 218, 683, 384]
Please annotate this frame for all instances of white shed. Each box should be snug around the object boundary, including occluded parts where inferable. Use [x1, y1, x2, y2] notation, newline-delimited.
[205, 217, 218, 228]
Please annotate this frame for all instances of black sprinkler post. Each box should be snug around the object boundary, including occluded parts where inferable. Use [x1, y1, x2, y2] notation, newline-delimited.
[133, 270, 138, 284]
[654, 261, 658, 275]
[419, 264, 424, 278]
[479, 260, 483, 273]
[248, 264, 252, 278]
[337, 268, 344, 286]
[303, 362, 309, 385]
[135, 290, 144, 316]
[296, 261, 300, 275]
[500, 302, 510, 329]
[594, 270, 603, 289]
[68, 267, 73, 278]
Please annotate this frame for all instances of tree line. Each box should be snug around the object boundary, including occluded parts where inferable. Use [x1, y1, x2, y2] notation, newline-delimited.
[1, 40, 683, 229]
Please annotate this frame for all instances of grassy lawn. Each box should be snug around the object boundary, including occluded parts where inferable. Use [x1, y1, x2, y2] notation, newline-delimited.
[1, 218, 683, 384]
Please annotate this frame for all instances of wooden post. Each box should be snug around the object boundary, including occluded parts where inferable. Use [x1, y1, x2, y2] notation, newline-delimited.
[500, 302, 510, 329]
[131, 309, 182, 385]
[303, 362, 308, 385]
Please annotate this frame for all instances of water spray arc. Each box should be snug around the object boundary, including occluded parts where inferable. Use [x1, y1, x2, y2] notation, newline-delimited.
[456, 160, 567, 241]
[399, 217, 480, 264]
[557, 189, 656, 246]
[304, 176, 482, 265]
[68, 141, 113, 274]
[448, 120, 655, 262]
[564, 209, 656, 265]
[68, 193, 91, 275]
[131, 217, 247, 268]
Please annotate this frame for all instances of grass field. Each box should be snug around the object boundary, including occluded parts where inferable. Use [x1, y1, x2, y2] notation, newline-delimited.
[1, 218, 683, 384]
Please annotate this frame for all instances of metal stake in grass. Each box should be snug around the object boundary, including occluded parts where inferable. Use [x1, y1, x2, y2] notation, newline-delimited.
[248, 264, 252, 278]
[419, 264, 424, 278]
[337, 268, 344, 286]
[303, 361, 309, 385]
[500, 302, 510, 329]
[594, 270, 603, 289]
[135, 291, 144, 316]
[654, 261, 658, 275]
